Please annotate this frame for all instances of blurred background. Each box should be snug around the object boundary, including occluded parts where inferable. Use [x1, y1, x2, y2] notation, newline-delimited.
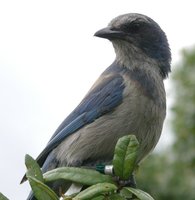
[0, 1, 195, 199]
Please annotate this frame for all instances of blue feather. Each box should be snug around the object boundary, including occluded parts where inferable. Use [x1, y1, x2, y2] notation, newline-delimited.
[36, 62, 125, 166]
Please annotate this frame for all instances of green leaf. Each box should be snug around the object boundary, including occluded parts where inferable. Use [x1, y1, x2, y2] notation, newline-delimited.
[107, 193, 126, 200]
[0, 192, 9, 200]
[120, 187, 133, 199]
[63, 196, 73, 200]
[44, 167, 115, 186]
[27, 176, 58, 200]
[25, 154, 44, 182]
[92, 194, 125, 200]
[113, 135, 139, 180]
[91, 196, 105, 200]
[123, 187, 154, 200]
[73, 183, 117, 200]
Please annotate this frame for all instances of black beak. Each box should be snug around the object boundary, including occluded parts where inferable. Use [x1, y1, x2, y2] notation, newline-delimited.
[94, 27, 126, 40]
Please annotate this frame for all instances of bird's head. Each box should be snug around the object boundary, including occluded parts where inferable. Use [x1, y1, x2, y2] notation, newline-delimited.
[94, 13, 171, 78]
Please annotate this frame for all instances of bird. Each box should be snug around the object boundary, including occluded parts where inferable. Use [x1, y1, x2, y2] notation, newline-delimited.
[22, 13, 171, 199]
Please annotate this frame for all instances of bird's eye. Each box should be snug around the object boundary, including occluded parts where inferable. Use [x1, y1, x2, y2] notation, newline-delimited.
[130, 23, 141, 33]
[121, 22, 141, 34]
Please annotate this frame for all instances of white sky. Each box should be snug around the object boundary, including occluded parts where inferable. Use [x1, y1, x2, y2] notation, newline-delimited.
[0, 1, 194, 199]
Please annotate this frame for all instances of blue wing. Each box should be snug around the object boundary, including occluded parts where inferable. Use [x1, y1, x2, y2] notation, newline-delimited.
[36, 63, 125, 166]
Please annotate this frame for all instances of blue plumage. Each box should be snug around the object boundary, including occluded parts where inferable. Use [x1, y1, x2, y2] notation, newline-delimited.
[36, 62, 125, 168]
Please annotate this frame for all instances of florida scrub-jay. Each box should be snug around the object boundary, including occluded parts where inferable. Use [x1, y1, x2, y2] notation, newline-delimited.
[22, 13, 171, 199]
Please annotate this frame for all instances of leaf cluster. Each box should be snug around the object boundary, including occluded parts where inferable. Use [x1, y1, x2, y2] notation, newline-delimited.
[0, 135, 154, 200]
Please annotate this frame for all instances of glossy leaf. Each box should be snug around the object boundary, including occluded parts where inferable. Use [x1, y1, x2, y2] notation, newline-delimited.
[107, 193, 126, 200]
[113, 135, 139, 180]
[123, 187, 154, 200]
[91, 196, 105, 200]
[27, 176, 58, 200]
[25, 154, 44, 182]
[73, 183, 117, 200]
[44, 167, 115, 186]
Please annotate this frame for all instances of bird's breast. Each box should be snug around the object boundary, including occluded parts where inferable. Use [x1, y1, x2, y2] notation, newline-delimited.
[120, 69, 166, 161]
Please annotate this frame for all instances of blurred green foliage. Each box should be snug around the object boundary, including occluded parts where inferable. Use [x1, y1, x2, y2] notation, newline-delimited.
[137, 47, 195, 200]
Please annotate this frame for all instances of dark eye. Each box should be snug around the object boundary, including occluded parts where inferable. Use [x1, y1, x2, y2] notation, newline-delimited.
[121, 22, 141, 34]
[130, 23, 141, 33]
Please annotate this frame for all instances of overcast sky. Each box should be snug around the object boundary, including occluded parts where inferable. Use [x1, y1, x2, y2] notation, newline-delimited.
[0, 1, 194, 199]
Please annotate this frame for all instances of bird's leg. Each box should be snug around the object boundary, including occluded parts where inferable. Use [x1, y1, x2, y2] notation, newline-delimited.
[116, 174, 136, 188]
[115, 174, 137, 200]
[95, 164, 137, 188]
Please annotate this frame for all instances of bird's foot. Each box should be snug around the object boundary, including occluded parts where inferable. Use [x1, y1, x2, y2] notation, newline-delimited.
[115, 174, 136, 188]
